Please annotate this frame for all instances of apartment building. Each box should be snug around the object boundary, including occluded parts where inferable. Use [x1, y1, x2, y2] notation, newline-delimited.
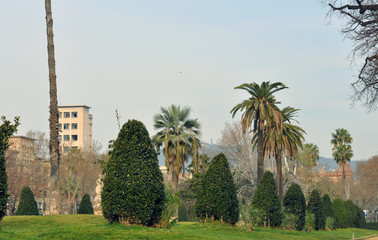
[58, 105, 92, 153]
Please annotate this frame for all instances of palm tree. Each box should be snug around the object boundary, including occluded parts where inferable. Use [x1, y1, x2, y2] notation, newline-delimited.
[331, 128, 353, 199]
[231, 82, 287, 184]
[45, 0, 60, 214]
[255, 107, 305, 202]
[152, 105, 201, 190]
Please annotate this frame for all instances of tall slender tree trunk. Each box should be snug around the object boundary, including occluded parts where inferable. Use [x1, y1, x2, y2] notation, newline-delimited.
[257, 128, 264, 185]
[343, 165, 346, 200]
[276, 151, 283, 204]
[45, 0, 60, 214]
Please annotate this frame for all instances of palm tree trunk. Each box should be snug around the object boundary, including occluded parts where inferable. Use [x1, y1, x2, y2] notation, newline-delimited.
[257, 128, 264, 185]
[45, 0, 60, 214]
[343, 165, 346, 200]
[276, 151, 283, 204]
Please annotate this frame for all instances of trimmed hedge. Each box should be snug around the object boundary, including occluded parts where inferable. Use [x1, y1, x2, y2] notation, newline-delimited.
[77, 193, 94, 214]
[101, 120, 165, 226]
[15, 186, 39, 216]
[321, 194, 334, 218]
[344, 199, 357, 228]
[283, 183, 306, 230]
[251, 171, 281, 227]
[307, 190, 325, 230]
[195, 153, 239, 224]
[333, 198, 347, 228]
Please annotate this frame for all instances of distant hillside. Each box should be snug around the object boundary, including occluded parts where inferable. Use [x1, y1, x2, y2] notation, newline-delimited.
[316, 156, 359, 173]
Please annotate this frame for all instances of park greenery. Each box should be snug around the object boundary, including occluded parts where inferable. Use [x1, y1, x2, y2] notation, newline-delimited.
[15, 186, 39, 216]
[77, 194, 94, 215]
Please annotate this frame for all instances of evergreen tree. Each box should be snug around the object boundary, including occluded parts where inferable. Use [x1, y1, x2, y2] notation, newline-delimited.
[307, 190, 325, 230]
[356, 206, 366, 228]
[283, 183, 306, 230]
[101, 120, 165, 226]
[195, 153, 239, 224]
[77, 193, 94, 214]
[333, 198, 347, 228]
[344, 199, 357, 228]
[321, 194, 334, 218]
[251, 171, 281, 226]
[15, 186, 39, 216]
[0, 116, 20, 227]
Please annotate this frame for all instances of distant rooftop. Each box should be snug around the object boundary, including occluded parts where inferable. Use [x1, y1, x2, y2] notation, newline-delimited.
[58, 105, 91, 109]
[11, 136, 36, 141]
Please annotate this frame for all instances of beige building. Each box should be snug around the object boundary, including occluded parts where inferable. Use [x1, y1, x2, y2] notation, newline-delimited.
[58, 105, 93, 153]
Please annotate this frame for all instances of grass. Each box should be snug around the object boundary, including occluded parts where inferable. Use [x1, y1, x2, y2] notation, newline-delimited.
[0, 215, 376, 240]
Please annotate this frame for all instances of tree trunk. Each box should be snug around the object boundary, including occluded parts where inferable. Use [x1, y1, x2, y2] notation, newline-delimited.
[276, 151, 283, 204]
[343, 165, 346, 200]
[257, 128, 264, 185]
[45, 0, 60, 215]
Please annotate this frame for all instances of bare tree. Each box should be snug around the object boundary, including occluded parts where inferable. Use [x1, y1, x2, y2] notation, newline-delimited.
[26, 130, 49, 160]
[325, 0, 378, 110]
[45, 0, 60, 214]
[218, 121, 258, 202]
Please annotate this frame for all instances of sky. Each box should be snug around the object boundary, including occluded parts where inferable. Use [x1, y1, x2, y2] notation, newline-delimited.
[0, 0, 377, 161]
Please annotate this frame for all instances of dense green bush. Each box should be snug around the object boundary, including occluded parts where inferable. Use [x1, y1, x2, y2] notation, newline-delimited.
[282, 212, 299, 230]
[326, 216, 336, 230]
[307, 190, 325, 230]
[356, 206, 366, 228]
[77, 194, 94, 214]
[0, 116, 20, 225]
[157, 190, 179, 229]
[251, 171, 281, 227]
[344, 199, 358, 228]
[101, 120, 165, 226]
[321, 194, 334, 218]
[283, 183, 306, 230]
[195, 153, 239, 224]
[304, 211, 315, 232]
[15, 186, 39, 216]
[333, 198, 347, 228]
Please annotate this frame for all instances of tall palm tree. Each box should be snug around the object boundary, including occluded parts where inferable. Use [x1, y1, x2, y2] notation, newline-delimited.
[45, 0, 60, 214]
[231, 82, 287, 184]
[255, 107, 305, 202]
[331, 128, 353, 199]
[152, 105, 201, 190]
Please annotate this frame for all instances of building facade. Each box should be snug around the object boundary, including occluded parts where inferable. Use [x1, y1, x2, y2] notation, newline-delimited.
[58, 105, 93, 153]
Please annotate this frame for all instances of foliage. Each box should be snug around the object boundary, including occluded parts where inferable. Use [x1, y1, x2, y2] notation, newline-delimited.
[325, 217, 336, 231]
[15, 186, 39, 216]
[321, 194, 334, 219]
[325, 0, 378, 111]
[283, 183, 306, 230]
[344, 199, 357, 228]
[152, 104, 201, 190]
[304, 211, 315, 232]
[281, 212, 299, 231]
[178, 202, 188, 222]
[1, 215, 378, 240]
[157, 191, 179, 229]
[307, 190, 325, 230]
[333, 198, 347, 228]
[195, 153, 239, 225]
[77, 194, 94, 214]
[101, 120, 165, 226]
[356, 206, 366, 228]
[251, 171, 281, 227]
[0, 116, 20, 225]
[231, 81, 287, 183]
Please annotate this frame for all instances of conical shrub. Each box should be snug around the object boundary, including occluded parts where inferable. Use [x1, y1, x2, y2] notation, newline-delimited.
[333, 198, 347, 228]
[77, 193, 94, 214]
[251, 171, 281, 226]
[15, 186, 39, 216]
[283, 183, 306, 230]
[101, 120, 165, 226]
[195, 153, 239, 224]
[307, 190, 325, 230]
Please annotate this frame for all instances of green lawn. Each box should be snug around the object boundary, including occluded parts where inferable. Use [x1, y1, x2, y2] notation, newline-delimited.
[0, 215, 376, 240]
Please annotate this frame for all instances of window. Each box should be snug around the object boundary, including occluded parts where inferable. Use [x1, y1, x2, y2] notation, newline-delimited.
[58, 135, 62, 142]
[59, 112, 62, 118]
[64, 112, 70, 118]
[72, 135, 78, 141]
[63, 147, 70, 153]
[64, 135, 70, 141]
[71, 123, 78, 129]
[64, 123, 69, 130]
[72, 112, 78, 118]
[58, 124, 62, 130]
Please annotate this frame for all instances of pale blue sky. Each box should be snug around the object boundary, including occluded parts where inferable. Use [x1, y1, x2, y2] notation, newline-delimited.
[0, 1, 377, 160]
